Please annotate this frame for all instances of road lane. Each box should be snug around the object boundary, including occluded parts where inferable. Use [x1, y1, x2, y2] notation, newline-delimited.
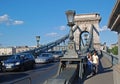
[0, 62, 59, 84]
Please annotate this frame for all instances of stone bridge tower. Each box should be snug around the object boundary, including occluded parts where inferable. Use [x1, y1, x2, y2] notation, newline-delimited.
[73, 13, 101, 50]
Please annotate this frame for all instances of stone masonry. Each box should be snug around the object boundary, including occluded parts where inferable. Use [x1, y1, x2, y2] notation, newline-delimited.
[73, 13, 101, 50]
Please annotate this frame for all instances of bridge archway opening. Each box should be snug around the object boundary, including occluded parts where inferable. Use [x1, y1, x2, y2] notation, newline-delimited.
[80, 31, 90, 49]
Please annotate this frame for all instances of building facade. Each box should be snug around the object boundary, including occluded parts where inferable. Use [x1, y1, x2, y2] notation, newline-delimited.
[16, 46, 36, 53]
[0, 47, 16, 55]
[0, 46, 36, 55]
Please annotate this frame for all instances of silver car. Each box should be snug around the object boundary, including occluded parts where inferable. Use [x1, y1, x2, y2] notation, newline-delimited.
[52, 51, 63, 59]
[35, 53, 54, 63]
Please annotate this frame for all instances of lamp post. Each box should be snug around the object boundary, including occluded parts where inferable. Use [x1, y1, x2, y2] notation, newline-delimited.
[63, 10, 78, 58]
[56, 10, 85, 80]
[36, 36, 40, 47]
[65, 10, 75, 41]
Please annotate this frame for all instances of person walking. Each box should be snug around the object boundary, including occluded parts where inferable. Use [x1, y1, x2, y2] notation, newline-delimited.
[92, 51, 99, 75]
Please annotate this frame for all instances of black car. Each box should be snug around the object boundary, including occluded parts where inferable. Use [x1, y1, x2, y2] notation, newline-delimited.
[2, 53, 35, 71]
[0, 60, 2, 71]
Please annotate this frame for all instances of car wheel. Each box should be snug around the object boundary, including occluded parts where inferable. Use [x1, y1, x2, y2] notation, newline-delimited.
[31, 64, 35, 69]
[20, 66, 25, 71]
[2, 68, 5, 72]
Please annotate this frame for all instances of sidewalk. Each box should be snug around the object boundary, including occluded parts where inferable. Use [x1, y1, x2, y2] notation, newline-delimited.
[83, 56, 114, 84]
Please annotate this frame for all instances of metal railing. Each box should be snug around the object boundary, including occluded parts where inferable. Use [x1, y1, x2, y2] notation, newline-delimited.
[101, 51, 118, 65]
[23, 34, 69, 56]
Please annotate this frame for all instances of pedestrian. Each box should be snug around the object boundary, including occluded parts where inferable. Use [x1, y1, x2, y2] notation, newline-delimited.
[87, 52, 93, 74]
[92, 51, 99, 75]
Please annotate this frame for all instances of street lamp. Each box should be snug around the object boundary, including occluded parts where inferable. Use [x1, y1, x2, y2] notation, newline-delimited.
[65, 10, 76, 41]
[63, 10, 78, 58]
[36, 36, 40, 47]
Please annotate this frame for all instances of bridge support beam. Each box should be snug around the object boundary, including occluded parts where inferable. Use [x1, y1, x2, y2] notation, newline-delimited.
[113, 64, 120, 84]
[118, 32, 120, 63]
[107, 0, 120, 84]
[113, 31, 120, 84]
[108, 0, 120, 63]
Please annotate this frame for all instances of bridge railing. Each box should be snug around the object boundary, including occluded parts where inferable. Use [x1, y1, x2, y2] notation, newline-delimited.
[22, 34, 69, 56]
[101, 51, 118, 65]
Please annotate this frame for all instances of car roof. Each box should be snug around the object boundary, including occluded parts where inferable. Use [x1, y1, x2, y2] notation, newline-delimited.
[41, 53, 52, 54]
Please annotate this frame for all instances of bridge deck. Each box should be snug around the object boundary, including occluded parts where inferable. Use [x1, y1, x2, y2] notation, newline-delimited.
[83, 55, 114, 84]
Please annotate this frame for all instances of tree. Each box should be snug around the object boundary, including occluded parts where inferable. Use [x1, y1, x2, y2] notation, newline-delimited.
[110, 46, 118, 55]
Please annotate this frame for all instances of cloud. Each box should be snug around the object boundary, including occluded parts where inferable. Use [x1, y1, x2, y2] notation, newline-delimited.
[13, 20, 24, 25]
[59, 26, 66, 31]
[99, 25, 118, 35]
[0, 14, 24, 25]
[46, 32, 58, 37]
[45, 25, 67, 38]
[113, 31, 117, 34]
[0, 14, 9, 23]
[99, 26, 110, 32]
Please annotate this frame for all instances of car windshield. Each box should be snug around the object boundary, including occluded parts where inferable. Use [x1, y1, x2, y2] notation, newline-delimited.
[54, 51, 62, 54]
[19, 54, 26, 60]
[8, 55, 20, 60]
[8, 54, 28, 60]
[41, 53, 51, 57]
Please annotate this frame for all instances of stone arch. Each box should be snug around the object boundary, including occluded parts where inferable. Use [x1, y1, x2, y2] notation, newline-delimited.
[80, 31, 90, 47]
[73, 13, 101, 50]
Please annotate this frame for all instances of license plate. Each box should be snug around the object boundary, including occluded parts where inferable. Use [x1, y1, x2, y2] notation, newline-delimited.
[6, 65, 12, 68]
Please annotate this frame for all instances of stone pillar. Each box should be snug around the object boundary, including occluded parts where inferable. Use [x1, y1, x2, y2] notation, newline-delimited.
[118, 32, 120, 63]
[63, 41, 78, 58]
[113, 64, 120, 84]
[113, 31, 120, 84]
[74, 29, 80, 50]
[92, 23, 101, 50]
[74, 13, 101, 51]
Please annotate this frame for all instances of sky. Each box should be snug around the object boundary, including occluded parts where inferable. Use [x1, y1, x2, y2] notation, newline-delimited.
[0, 0, 117, 47]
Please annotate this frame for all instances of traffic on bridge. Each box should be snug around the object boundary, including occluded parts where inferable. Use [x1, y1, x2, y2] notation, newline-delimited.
[0, 0, 120, 84]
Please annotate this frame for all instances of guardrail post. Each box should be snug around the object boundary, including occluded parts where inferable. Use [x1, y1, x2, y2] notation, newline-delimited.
[79, 60, 83, 79]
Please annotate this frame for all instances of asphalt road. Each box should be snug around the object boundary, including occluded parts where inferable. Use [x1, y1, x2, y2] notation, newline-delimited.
[0, 62, 59, 84]
[0, 56, 113, 84]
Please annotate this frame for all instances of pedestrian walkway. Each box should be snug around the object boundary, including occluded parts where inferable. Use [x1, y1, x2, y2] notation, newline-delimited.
[83, 55, 114, 84]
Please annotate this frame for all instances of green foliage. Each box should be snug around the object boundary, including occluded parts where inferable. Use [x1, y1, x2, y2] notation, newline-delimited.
[107, 48, 111, 53]
[109, 46, 118, 55]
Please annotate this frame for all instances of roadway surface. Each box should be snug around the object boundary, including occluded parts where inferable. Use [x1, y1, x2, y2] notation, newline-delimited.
[0, 55, 114, 84]
[0, 62, 59, 84]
